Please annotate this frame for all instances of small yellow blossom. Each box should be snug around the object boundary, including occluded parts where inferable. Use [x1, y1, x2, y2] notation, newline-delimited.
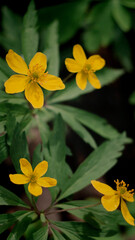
[65, 44, 105, 90]
[4, 50, 65, 108]
[91, 180, 135, 226]
[9, 158, 57, 196]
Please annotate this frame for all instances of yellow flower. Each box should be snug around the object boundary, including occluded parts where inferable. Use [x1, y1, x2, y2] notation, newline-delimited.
[65, 44, 105, 90]
[9, 158, 57, 196]
[4, 50, 65, 108]
[91, 180, 135, 226]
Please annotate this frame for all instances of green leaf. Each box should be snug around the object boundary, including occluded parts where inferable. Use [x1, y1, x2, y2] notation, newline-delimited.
[0, 134, 8, 164]
[52, 221, 98, 240]
[38, 0, 89, 44]
[24, 220, 42, 240]
[0, 70, 8, 90]
[22, 0, 39, 64]
[0, 210, 33, 234]
[48, 68, 124, 104]
[44, 115, 72, 201]
[0, 102, 29, 117]
[47, 106, 97, 149]
[48, 104, 119, 140]
[57, 133, 131, 201]
[0, 6, 22, 53]
[6, 114, 16, 146]
[56, 199, 127, 229]
[32, 144, 43, 169]
[43, 21, 60, 76]
[10, 123, 29, 172]
[83, 2, 115, 51]
[32, 226, 48, 240]
[121, 0, 135, 8]
[0, 57, 13, 77]
[112, 1, 131, 32]
[129, 91, 135, 105]
[0, 185, 29, 208]
[51, 228, 67, 240]
[7, 211, 37, 240]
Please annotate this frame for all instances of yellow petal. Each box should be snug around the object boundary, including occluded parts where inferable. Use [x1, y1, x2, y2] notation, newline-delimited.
[29, 52, 47, 73]
[101, 194, 120, 211]
[121, 198, 135, 226]
[65, 58, 83, 73]
[34, 161, 48, 178]
[9, 174, 30, 184]
[39, 74, 65, 91]
[28, 182, 42, 196]
[25, 82, 44, 108]
[87, 55, 105, 71]
[6, 49, 28, 75]
[4, 75, 29, 93]
[88, 72, 101, 89]
[20, 158, 33, 177]
[37, 177, 57, 188]
[76, 71, 87, 90]
[91, 180, 116, 195]
[73, 44, 86, 66]
[122, 192, 134, 202]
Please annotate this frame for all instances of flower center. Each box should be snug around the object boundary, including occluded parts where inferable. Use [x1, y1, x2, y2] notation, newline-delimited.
[114, 179, 134, 197]
[28, 64, 45, 83]
[30, 174, 37, 183]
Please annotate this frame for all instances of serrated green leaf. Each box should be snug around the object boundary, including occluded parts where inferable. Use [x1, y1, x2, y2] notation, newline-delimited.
[0, 210, 33, 234]
[47, 106, 97, 149]
[44, 115, 72, 201]
[129, 91, 135, 105]
[112, 1, 131, 32]
[83, 2, 115, 51]
[0, 6, 22, 53]
[22, 0, 39, 64]
[48, 68, 124, 104]
[0, 185, 29, 208]
[7, 212, 37, 240]
[43, 21, 59, 76]
[38, 0, 89, 44]
[48, 104, 119, 140]
[51, 228, 67, 240]
[57, 133, 131, 201]
[0, 102, 29, 116]
[0, 134, 8, 164]
[121, 0, 135, 8]
[52, 221, 98, 240]
[32, 225, 48, 240]
[10, 123, 29, 172]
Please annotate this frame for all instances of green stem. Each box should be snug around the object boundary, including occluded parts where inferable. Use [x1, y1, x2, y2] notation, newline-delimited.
[63, 73, 74, 83]
[31, 195, 40, 215]
[45, 202, 100, 216]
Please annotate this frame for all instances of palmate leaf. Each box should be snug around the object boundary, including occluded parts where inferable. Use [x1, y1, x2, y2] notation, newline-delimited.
[0, 185, 29, 208]
[43, 20, 60, 76]
[47, 104, 119, 140]
[56, 200, 127, 229]
[38, 0, 89, 44]
[43, 115, 72, 201]
[47, 106, 97, 149]
[48, 68, 124, 104]
[0, 134, 8, 164]
[112, 1, 131, 32]
[32, 226, 48, 240]
[52, 221, 98, 240]
[10, 123, 29, 173]
[7, 211, 37, 240]
[57, 133, 131, 201]
[0, 6, 22, 53]
[51, 228, 67, 240]
[22, 0, 39, 65]
[0, 211, 33, 235]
